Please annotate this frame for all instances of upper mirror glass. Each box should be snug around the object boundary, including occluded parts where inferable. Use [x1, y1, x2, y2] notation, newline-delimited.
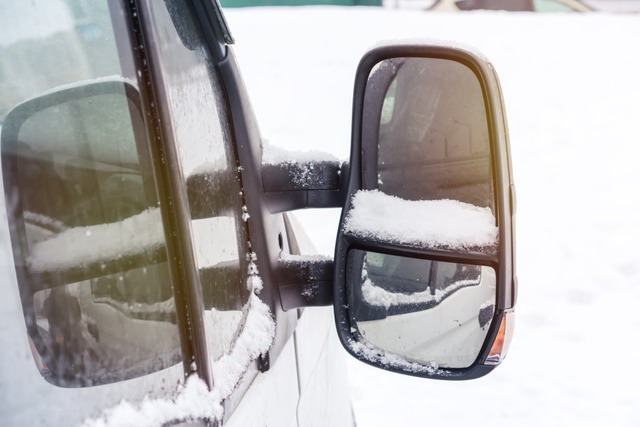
[1, 83, 181, 387]
[371, 56, 493, 210]
[355, 57, 497, 254]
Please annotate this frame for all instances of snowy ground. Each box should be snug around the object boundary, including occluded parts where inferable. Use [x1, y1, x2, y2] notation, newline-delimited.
[224, 7, 640, 426]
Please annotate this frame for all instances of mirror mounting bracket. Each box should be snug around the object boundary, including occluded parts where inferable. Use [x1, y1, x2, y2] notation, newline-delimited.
[277, 258, 333, 311]
[262, 161, 349, 213]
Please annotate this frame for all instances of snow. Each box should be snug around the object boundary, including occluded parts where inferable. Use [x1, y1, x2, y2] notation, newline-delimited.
[90, 294, 176, 318]
[279, 253, 332, 262]
[344, 190, 498, 250]
[224, 6, 640, 427]
[362, 270, 481, 309]
[209, 293, 275, 399]
[262, 139, 339, 164]
[82, 292, 275, 427]
[28, 208, 164, 272]
[346, 337, 444, 376]
[79, 375, 220, 427]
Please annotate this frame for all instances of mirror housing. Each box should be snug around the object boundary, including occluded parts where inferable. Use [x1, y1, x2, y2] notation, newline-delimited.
[334, 43, 516, 380]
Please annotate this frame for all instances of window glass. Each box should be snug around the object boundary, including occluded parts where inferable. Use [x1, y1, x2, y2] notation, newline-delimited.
[143, 1, 252, 365]
[0, 0, 180, 387]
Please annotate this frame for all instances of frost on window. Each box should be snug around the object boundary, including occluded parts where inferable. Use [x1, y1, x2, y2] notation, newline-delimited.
[149, 1, 258, 374]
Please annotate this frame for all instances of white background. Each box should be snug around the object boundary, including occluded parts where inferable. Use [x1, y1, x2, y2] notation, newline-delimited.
[224, 7, 640, 426]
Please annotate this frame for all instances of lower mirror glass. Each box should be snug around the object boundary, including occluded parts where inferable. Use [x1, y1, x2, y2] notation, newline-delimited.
[348, 250, 496, 369]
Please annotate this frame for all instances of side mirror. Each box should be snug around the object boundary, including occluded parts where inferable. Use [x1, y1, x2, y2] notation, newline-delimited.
[334, 44, 516, 379]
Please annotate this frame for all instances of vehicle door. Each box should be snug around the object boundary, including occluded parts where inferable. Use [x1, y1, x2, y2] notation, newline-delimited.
[0, 0, 299, 425]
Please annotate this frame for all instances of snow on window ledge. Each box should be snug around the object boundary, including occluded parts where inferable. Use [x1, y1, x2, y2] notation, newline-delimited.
[279, 253, 331, 263]
[79, 375, 220, 427]
[343, 190, 498, 250]
[81, 291, 276, 427]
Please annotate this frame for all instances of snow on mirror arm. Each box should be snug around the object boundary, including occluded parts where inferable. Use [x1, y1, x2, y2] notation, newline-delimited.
[334, 45, 516, 380]
[1, 80, 183, 387]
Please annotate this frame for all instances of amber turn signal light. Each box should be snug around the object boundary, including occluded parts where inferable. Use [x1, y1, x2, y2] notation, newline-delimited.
[484, 310, 515, 366]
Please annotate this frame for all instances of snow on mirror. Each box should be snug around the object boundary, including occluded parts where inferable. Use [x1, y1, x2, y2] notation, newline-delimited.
[1, 81, 181, 387]
[360, 56, 496, 253]
[348, 250, 495, 369]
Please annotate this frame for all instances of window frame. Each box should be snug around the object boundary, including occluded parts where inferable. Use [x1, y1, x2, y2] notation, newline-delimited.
[132, 0, 258, 395]
[124, 0, 212, 384]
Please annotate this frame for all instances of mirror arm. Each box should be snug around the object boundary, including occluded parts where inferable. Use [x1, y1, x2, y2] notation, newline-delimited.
[277, 258, 334, 311]
[262, 161, 349, 213]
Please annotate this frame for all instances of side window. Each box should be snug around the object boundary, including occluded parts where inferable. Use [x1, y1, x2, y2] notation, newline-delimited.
[0, 1, 180, 387]
[142, 2, 252, 366]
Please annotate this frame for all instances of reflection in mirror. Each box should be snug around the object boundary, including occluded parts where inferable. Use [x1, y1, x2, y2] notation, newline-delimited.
[1, 82, 181, 387]
[33, 269, 180, 387]
[361, 57, 496, 253]
[348, 250, 495, 369]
